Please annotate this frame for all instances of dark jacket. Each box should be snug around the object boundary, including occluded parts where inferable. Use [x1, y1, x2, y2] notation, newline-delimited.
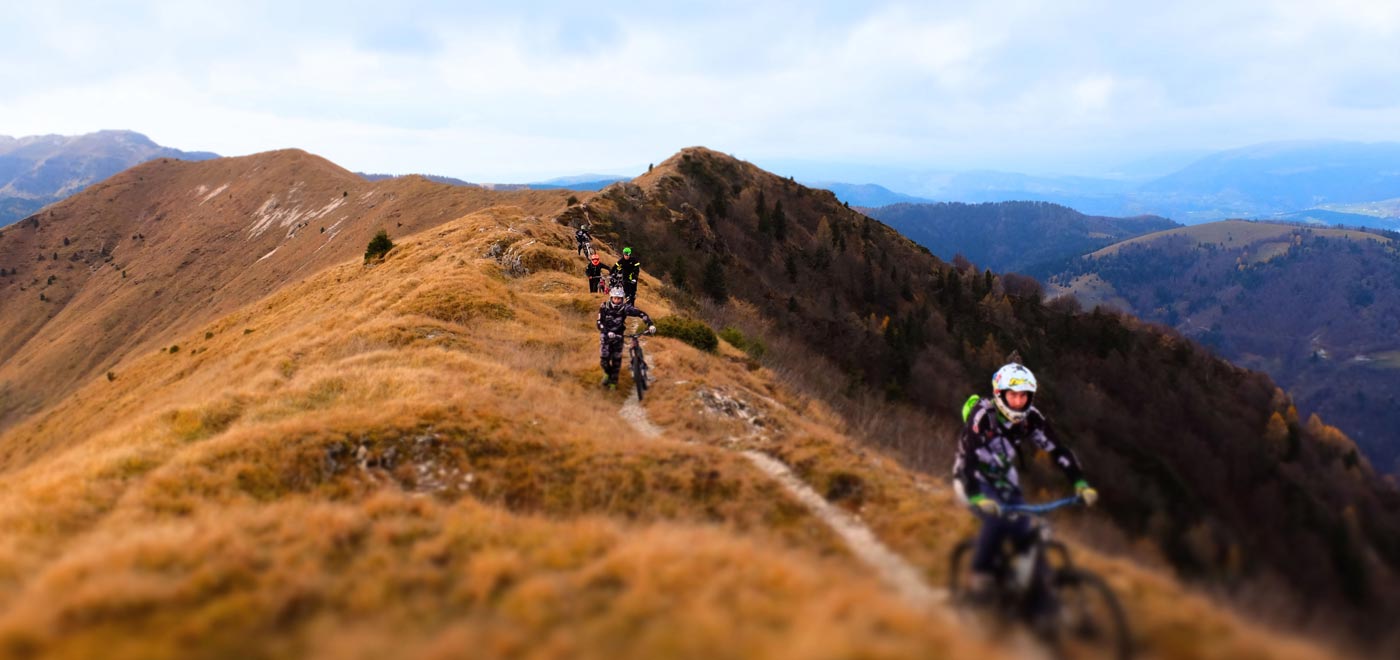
[952, 398, 1085, 502]
[576, 228, 591, 244]
[585, 262, 610, 279]
[597, 300, 653, 336]
[613, 256, 641, 283]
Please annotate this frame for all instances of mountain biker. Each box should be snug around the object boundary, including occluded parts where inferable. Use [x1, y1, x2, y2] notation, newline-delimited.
[575, 224, 592, 256]
[953, 362, 1098, 602]
[597, 286, 656, 389]
[585, 254, 611, 293]
[613, 247, 641, 305]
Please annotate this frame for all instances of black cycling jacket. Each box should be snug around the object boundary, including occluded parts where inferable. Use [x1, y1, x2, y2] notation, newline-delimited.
[596, 300, 653, 336]
[952, 398, 1085, 502]
[613, 257, 641, 283]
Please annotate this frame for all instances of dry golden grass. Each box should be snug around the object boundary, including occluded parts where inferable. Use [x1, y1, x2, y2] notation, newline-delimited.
[0, 206, 1347, 659]
[0, 207, 996, 659]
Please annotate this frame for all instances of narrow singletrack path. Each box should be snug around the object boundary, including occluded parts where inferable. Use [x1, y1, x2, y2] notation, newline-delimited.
[613, 364, 1048, 659]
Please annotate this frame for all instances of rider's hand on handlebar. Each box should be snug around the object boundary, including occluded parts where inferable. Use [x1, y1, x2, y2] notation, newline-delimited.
[971, 495, 1000, 516]
[1075, 481, 1099, 507]
[607, 331, 617, 340]
[647, 325, 657, 335]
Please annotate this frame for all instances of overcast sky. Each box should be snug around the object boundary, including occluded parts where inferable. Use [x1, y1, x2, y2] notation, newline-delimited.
[2, 1, 1399, 181]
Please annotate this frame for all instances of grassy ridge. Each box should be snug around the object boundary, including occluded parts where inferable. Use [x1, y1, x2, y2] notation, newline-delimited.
[0, 207, 1341, 658]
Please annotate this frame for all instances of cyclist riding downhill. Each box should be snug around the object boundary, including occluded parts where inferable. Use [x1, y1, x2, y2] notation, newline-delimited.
[597, 285, 655, 390]
[575, 223, 593, 257]
[953, 361, 1099, 612]
[585, 253, 611, 294]
[613, 247, 642, 305]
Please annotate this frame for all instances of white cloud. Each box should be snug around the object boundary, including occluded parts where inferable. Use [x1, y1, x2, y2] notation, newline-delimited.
[1, 1, 1398, 178]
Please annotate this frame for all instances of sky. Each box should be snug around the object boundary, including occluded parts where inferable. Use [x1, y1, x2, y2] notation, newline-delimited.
[2, 0, 1399, 182]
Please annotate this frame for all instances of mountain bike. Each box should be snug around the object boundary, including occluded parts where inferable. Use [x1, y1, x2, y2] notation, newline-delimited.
[948, 496, 1132, 659]
[604, 272, 624, 296]
[625, 331, 650, 401]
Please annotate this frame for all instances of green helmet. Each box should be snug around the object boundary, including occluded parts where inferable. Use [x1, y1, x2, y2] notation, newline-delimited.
[622, 247, 632, 256]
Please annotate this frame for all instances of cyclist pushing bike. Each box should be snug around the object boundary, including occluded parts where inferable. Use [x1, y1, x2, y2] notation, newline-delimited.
[597, 286, 655, 389]
[575, 223, 593, 257]
[953, 362, 1099, 608]
[585, 253, 611, 293]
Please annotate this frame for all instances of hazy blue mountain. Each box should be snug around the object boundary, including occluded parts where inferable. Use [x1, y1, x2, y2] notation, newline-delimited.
[865, 200, 1177, 276]
[525, 174, 628, 191]
[795, 141, 1400, 225]
[809, 182, 933, 207]
[0, 130, 216, 226]
[534, 173, 629, 187]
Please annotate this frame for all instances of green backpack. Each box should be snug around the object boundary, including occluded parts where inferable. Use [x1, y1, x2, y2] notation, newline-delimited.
[961, 394, 981, 423]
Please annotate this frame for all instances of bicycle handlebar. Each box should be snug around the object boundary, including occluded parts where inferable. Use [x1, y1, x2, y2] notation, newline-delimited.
[999, 496, 1083, 515]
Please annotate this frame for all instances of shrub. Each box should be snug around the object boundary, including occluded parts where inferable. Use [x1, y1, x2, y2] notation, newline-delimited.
[106, 371, 116, 382]
[567, 195, 580, 206]
[169, 345, 179, 354]
[364, 230, 394, 263]
[719, 327, 767, 359]
[655, 316, 718, 353]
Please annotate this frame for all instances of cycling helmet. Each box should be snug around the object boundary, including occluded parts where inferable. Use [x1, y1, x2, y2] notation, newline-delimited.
[622, 247, 632, 256]
[590, 254, 600, 264]
[991, 363, 1037, 423]
[609, 286, 626, 300]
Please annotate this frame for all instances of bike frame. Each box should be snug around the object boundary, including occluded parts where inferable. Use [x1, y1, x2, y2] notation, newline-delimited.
[977, 496, 1083, 591]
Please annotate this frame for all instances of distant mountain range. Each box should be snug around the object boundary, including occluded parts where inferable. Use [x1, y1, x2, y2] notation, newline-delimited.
[824, 140, 1400, 228]
[864, 201, 1177, 276]
[808, 182, 933, 207]
[0, 130, 217, 227]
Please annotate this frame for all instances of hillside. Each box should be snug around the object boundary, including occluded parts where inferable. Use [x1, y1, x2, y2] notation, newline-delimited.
[0, 130, 217, 226]
[1050, 220, 1400, 474]
[863, 201, 1177, 276]
[576, 148, 1400, 646]
[0, 206, 1349, 659]
[0, 150, 576, 444]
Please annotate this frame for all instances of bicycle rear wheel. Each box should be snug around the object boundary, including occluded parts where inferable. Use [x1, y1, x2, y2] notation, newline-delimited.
[1051, 568, 1133, 660]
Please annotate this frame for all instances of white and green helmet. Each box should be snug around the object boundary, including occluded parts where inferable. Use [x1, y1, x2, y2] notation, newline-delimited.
[991, 363, 1038, 423]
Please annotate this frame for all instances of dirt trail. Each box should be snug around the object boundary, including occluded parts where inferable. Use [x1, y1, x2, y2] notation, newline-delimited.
[614, 367, 1050, 659]
[615, 381, 942, 609]
[739, 449, 945, 609]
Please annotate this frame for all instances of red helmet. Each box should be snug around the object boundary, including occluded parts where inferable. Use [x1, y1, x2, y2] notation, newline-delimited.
[590, 254, 600, 264]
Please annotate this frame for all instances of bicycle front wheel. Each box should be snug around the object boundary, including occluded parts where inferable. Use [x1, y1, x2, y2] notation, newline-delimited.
[631, 345, 648, 400]
[1051, 568, 1133, 660]
[947, 539, 976, 598]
